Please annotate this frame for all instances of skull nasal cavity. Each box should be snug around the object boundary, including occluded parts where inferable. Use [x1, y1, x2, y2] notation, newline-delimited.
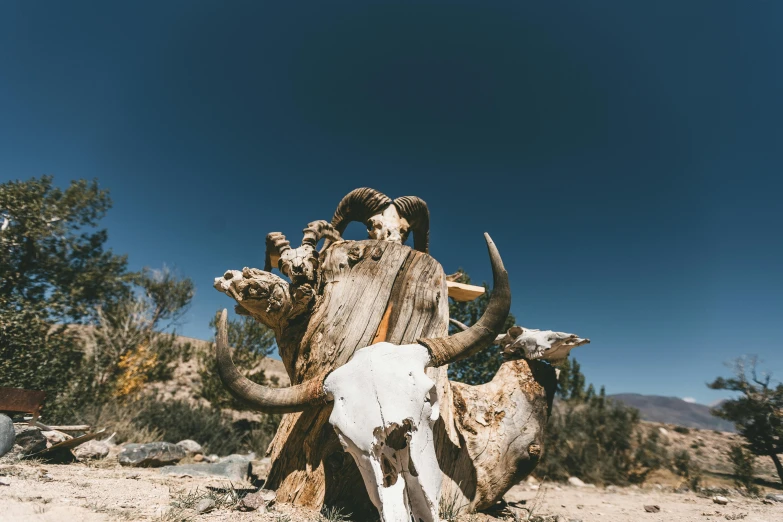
[381, 454, 398, 487]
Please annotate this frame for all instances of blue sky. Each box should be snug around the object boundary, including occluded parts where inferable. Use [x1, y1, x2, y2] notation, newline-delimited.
[1, 2, 781, 404]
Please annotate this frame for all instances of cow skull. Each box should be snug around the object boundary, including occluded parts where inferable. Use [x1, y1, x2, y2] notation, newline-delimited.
[324, 343, 441, 522]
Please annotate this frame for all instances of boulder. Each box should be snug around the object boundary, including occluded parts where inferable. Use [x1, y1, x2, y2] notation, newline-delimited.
[0, 415, 14, 458]
[118, 442, 186, 467]
[237, 489, 275, 512]
[568, 477, 586, 487]
[713, 496, 729, 505]
[765, 493, 783, 503]
[176, 439, 203, 455]
[74, 439, 111, 461]
[13, 426, 47, 456]
[160, 453, 253, 482]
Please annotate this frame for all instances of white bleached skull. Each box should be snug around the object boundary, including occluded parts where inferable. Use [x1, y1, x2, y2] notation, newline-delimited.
[324, 343, 441, 522]
[366, 205, 411, 245]
[497, 326, 590, 361]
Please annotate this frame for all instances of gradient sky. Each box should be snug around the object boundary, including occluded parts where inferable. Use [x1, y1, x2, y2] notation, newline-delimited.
[2, 1, 781, 405]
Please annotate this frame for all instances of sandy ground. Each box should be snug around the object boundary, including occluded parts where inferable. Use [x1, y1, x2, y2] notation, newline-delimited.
[1, 459, 781, 522]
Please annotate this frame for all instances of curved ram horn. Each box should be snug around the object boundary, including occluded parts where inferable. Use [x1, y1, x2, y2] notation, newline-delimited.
[419, 233, 511, 367]
[393, 196, 430, 253]
[331, 188, 392, 235]
[214, 309, 327, 413]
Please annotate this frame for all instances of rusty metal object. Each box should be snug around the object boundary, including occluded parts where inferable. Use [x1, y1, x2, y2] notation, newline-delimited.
[0, 387, 46, 417]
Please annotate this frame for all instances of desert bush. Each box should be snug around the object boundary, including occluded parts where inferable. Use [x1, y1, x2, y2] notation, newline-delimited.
[674, 426, 691, 434]
[728, 443, 760, 495]
[672, 449, 702, 490]
[538, 360, 667, 485]
[88, 394, 279, 455]
[538, 390, 663, 485]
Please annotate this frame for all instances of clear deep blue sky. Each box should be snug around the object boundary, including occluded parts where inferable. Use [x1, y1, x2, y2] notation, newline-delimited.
[1, 2, 781, 404]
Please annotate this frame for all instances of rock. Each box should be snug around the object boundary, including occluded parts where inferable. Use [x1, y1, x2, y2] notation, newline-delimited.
[196, 497, 216, 514]
[118, 442, 186, 467]
[0, 415, 15, 458]
[765, 493, 783, 502]
[13, 426, 47, 456]
[160, 454, 253, 482]
[568, 477, 586, 487]
[193, 453, 204, 462]
[176, 439, 203, 455]
[204, 454, 219, 463]
[644, 505, 660, 513]
[74, 439, 111, 461]
[237, 488, 275, 512]
[713, 496, 729, 505]
[658, 427, 668, 436]
[0, 477, 10, 486]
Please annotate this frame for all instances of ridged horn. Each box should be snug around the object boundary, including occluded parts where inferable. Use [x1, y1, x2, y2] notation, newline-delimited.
[393, 196, 430, 253]
[331, 188, 392, 235]
[214, 309, 326, 413]
[419, 233, 511, 367]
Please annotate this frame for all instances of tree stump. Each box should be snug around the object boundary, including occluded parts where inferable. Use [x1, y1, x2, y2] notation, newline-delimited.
[265, 239, 448, 518]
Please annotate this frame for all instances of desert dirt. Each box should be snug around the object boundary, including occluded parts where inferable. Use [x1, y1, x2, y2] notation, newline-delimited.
[1, 457, 781, 522]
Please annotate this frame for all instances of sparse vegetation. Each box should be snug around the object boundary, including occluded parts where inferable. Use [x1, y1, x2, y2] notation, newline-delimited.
[728, 443, 760, 495]
[672, 449, 702, 490]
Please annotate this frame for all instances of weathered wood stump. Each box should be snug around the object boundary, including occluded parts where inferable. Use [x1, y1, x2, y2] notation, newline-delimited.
[215, 238, 559, 518]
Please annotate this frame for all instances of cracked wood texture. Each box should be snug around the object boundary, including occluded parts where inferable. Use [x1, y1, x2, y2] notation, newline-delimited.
[266, 240, 449, 518]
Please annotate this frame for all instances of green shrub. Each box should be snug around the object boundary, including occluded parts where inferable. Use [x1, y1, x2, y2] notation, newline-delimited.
[672, 449, 702, 490]
[537, 392, 664, 485]
[728, 443, 760, 495]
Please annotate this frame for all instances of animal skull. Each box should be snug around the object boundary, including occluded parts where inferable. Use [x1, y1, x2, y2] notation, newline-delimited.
[366, 205, 410, 244]
[496, 326, 590, 361]
[324, 343, 441, 522]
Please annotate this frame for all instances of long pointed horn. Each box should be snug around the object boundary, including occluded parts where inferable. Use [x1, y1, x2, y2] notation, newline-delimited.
[419, 233, 511, 367]
[393, 196, 430, 253]
[215, 309, 326, 413]
[331, 188, 392, 235]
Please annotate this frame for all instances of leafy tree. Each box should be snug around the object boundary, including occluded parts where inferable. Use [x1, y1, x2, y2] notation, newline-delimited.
[198, 311, 278, 410]
[0, 176, 194, 421]
[708, 356, 783, 484]
[0, 176, 131, 321]
[446, 271, 516, 385]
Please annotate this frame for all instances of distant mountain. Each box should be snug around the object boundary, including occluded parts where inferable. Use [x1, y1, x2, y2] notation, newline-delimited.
[609, 393, 736, 432]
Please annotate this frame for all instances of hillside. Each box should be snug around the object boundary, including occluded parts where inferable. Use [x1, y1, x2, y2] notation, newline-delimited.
[610, 393, 735, 432]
